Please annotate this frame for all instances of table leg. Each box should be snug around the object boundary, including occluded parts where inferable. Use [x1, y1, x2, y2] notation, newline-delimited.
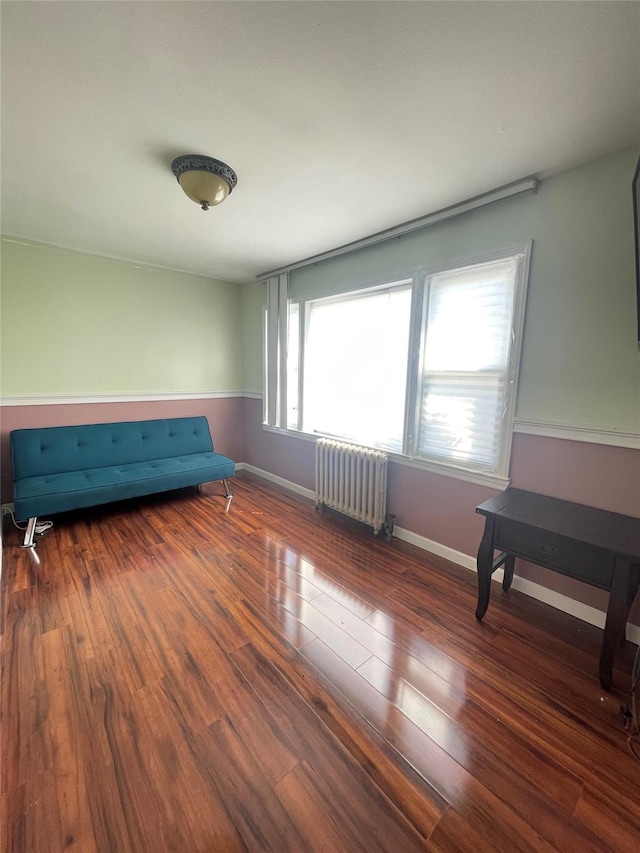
[502, 554, 515, 592]
[599, 557, 635, 691]
[475, 517, 495, 621]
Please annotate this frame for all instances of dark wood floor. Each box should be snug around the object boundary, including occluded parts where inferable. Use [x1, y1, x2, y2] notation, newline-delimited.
[2, 473, 639, 852]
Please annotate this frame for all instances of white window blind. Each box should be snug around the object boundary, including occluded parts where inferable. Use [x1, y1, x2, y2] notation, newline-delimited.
[416, 258, 519, 474]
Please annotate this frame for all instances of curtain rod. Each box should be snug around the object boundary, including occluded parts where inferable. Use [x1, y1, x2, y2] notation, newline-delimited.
[257, 176, 539, 281]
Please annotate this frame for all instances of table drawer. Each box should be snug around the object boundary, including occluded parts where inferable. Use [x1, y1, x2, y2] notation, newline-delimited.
[495, 520, 615, 590]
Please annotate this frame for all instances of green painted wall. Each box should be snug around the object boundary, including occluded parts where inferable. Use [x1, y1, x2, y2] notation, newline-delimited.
[1, 238, 243, 395]
[243, 148, 640, 432]
[516, 152, 638, 429]
[240, 279, 266, 393]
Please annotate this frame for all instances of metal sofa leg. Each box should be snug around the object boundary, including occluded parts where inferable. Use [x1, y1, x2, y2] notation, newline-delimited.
[20, 517, 37, 549]
[221, 479, 233, 512]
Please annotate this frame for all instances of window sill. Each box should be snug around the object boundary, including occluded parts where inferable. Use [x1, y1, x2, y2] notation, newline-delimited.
[261, 424, 510, 490]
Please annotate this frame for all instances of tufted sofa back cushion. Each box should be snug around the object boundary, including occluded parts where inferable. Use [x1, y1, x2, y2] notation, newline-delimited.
[11, 417, 214, 479]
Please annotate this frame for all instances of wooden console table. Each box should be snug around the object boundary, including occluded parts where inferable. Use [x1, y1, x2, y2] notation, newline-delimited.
[475, 488, 640, 690]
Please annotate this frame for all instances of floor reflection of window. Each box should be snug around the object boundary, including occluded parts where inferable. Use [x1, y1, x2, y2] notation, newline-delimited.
[406, 655, 465, 717]
[396, 679, 465, 759]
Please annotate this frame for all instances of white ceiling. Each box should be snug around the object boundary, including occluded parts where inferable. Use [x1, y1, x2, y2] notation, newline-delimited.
[1, 1, 639, 284]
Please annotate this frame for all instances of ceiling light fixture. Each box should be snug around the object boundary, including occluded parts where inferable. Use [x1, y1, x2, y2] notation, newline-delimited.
[171, 154, 237, 211]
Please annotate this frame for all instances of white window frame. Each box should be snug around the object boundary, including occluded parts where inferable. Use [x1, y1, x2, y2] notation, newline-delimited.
[295, 278, 413, 448]
[263, 274, 289, 429]
[406, 244, 531, 481]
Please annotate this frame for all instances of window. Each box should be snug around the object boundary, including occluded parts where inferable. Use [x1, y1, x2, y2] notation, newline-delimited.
[297, 282, 412, 451]
[265, 244, 530, 484]
[414, 256, 524, 474]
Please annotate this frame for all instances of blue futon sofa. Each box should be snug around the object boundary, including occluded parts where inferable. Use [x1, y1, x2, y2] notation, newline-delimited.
[10, 416, 235, 548]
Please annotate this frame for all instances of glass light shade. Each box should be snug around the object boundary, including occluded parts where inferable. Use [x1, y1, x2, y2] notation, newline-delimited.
[178, 170, 230, 209]
[171, 155, 237, 211]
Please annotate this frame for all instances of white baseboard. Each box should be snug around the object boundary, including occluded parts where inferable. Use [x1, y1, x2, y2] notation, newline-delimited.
[236, 463, 315, 501]
[393, 526, 477, 572]
[239, 464, 640, 646]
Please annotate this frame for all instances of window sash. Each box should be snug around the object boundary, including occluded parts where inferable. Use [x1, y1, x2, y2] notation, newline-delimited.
[299, 281, 412, 452]
[416, 369, 506, 470]
[411, 252, 525, 476]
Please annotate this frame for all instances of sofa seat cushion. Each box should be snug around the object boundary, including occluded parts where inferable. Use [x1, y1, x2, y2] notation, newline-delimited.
[14, 451, 235, 520]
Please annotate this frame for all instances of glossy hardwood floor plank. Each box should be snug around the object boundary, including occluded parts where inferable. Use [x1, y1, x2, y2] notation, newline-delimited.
[307, 580, 594, 813]
[306, 592, 398, 659]
[573, 784, 640, 853]
[275, 759, 425, 853]
[213, 665, 302, 786]
[242, 539, 380, 619]
[411, 627, 640, 801]
[117, 680, 246, 853]
[370, 601, 640, 806]
[92, 573, 165, 690]
[3, 472, 639, 852]
[421, 610, 633, 748]
[368, 586, 632, 752]
[229, 641, 430, 850]
[134, 544, 253, 656]
[228, 591, 318, 654]
[219, 550, 325, 628]
[38, 629, 104, 853]
[2, 589, 53, 786]
[355, 655, 611, 852]
[227, 585, 448, 839]
[274, 761, 373, 853]
[427, 804, 557, 853]
[229, 546, 326, 603]
[299, 636, 607, 853]
[197, 714, 307, 852]
[357, 653, 583, 810]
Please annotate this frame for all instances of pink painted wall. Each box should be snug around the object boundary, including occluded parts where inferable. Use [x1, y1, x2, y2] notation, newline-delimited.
[509, 433, 640, 621]
[509, 433, 640, 517]
[1, 397, 243, 503]
[242, 397, 316, 491]
[241, 398, 640, 623]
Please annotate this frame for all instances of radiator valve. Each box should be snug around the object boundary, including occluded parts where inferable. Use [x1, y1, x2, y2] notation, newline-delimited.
[382, 513, 395, 542]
